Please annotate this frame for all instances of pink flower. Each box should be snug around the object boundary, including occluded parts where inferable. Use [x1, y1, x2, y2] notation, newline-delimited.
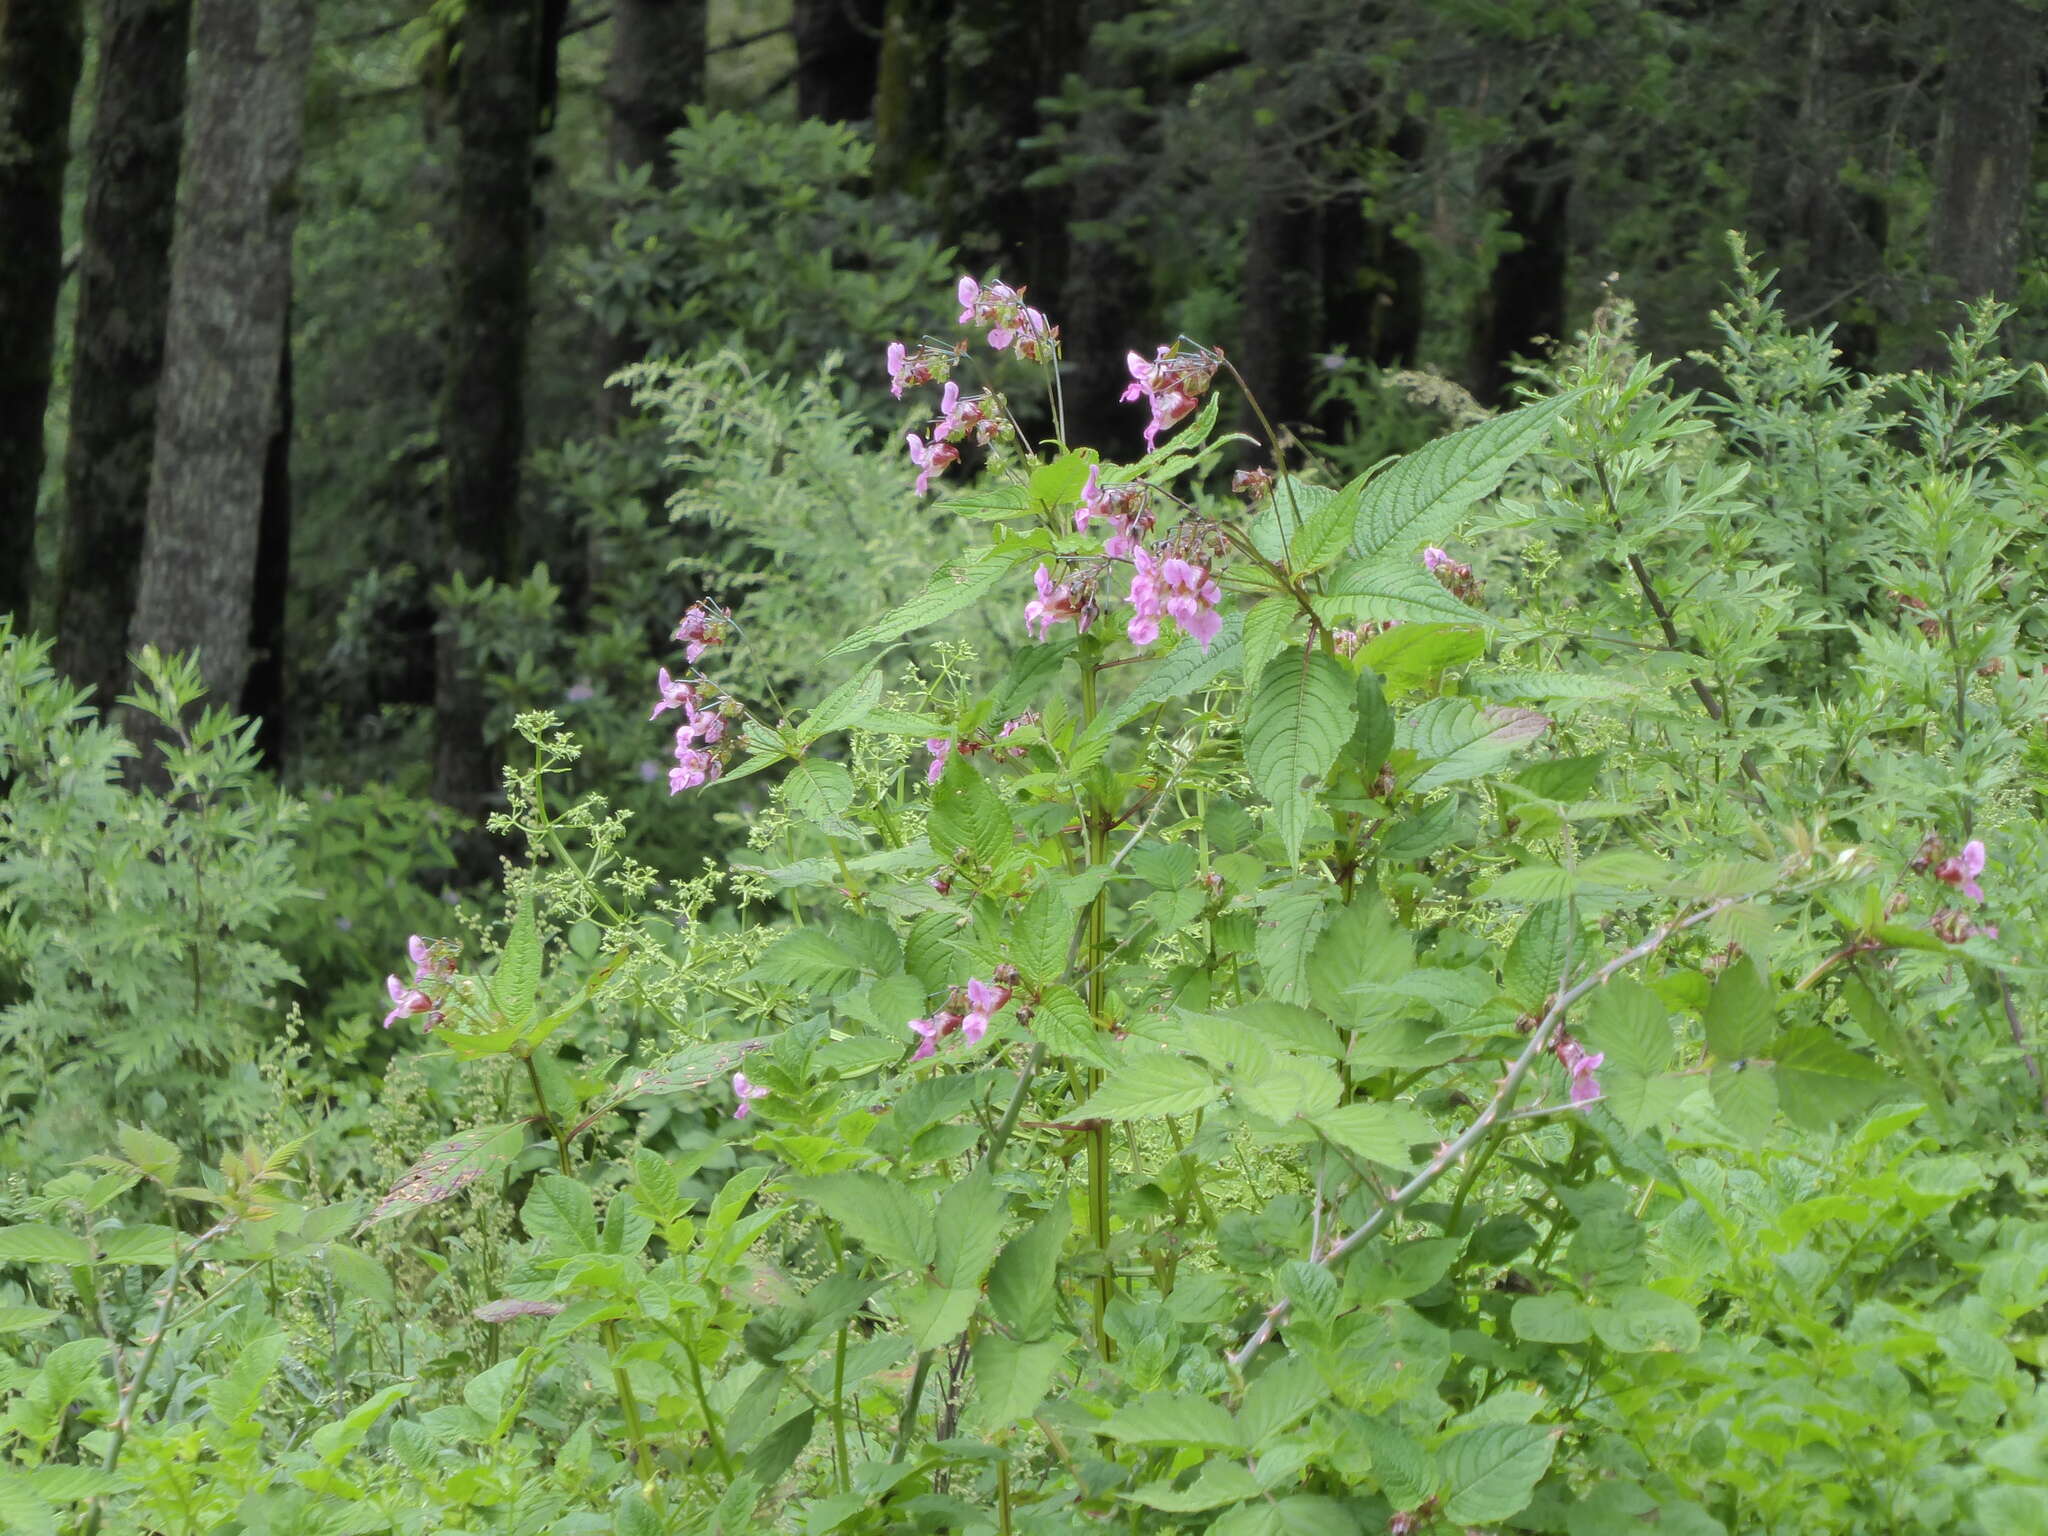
[1559, 1041, 1604, 1105]
[669, 736, 722, 794]
[962, 977, 1012, 1044]
[957, 275, 982, 325]
[908, 1015, 945, 1061]
[1075, 466, 1152, 559]
[1121, 345, 1219, 450]
[1025, 564, 1089, 640]
[1936, 839, 1988, 902]
[383, 974, 438, 1031]
[906, 432, 958, 496]
[886, 341, 908, 398]
[674, 604, 726, 663]
[407, 934, 455, 987]
[957, 275, 1059, 361]
[1126, 544, 1222, 652]
[925, 737, 951, 786]
[650, 666, 696, 722]
[732, 1072, 769, 1118]
[1422, 546, 1450, 572]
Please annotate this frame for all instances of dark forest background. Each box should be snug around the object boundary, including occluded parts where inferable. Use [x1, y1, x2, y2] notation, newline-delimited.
[3, 0, 2044, 829]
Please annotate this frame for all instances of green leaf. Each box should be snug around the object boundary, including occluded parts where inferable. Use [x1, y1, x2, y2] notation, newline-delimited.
[523, 1172, 599, 1254]
[1013, 883, 1069, 989]
[1309, 1102, 1434, 1167]
[1360, 622, 1486, 688]
[0, 1306, 61, 1334]
[93, 1226, 176, 1266]
[744, 1406, 814, 1488]
[746, 928, 866, 992]
[1240, 595, 1298, 692]
[1245, 650, 1356, 862]
[1289, 480, 1362, 572]
[796, 667, 882, 743]
[1710, 1064, 1778, 1142]
[1587, 1286, 1701, 1353]
[1071, 1051, 1221, 1121]
[1511, 1293, 1592, 1343]
[969, 1334, 1069, 1431]
[1030, 984, 1120, 1070]
[1401, 700, 1549, 794]
[991, 636, 1074, 719]
[1438, 1423, 1556, 1524]
[115, 1123, 181, 1184]
[1773, 1028, 1892, 1130]
[367, 1121, 528, 1226]
[206, 1331, 287, 1429]
[1324, 560, 1497, 627]
[988, 1202, 1069, 1341]
[0, 1223, 92, 1266]
[1352, 391, 1575, 560]
[790, 1172, 935, 1273]
[828, 539, 1035, 656]
[1486, 864, 1579, 904]
[780, 758, 855, 823]
[1503, 902, 1573, 1012]
[1239, 1356, 1329, 1444]
[327, 1244, 395, 1309]
[928, 758, 1013, 868]
[1260, 885, 1335, 1008]
[1098, 1393, 1242, 1450]
[934, 1171, 1006, 1291]
[1581, 979, 1671, 1077]
[495, 899, 543, 1029]
[1704, 957, 1774, 1061]
[1074, 613, 1245, 755]
[1028, 449, 1098, 511]
[1125, 1461, 1263, 1513]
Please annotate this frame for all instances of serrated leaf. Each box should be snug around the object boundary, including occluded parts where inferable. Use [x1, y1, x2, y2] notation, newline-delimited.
[1309, 1102, 1434, 1167]
[1774, 1028, 1892, 1130]
[1361, 622, 1487, 687]
[1126, 1462, 1263, 1512]
[1402, 699, 1549, 794]
[828, 540, 1035, 656]
[1511, 1293, 1592, 1343]
[987, 1202, 1069, 1341]
[1704, 958, 1774, 1062]
[1352, 391, 1575, 560]
[1503, 902, 1573, 1012]
[1487, 864, 1579, 903]
[1030, 984, 1120, 1070]
[1071, 1052, 1220, 1121]
[969, 1334, 1069, 1431]
[1246, 650, 1355, 862]
[115, 1123, 181, 1184]
[1013, 883, 1069, 989]
[1710, 1064, 1777, 1142]
[1587, 1287, 1700, 1353]
[780, 758, 855, 823]
[495, 900, 543, 1029]
[928, 758, 1013, 868]
[1580, 978, 1671, 1077]
[797, 668, 882, 743]
[524, 1172, 599, 1254]
[1098, 1393, 1242, 1450]
[0, 1307, 61, 1334]
[1240, 595, 1298, 691]
[791, 1172, 935, 1273]
[367, 1122, 528, 1226]
[1075, 613, 1245, 754]
[1438, 1423, 1555, 1524]
[0, 1223, 92, 1266]
[1289, 479, 1362, 572]
[746, 928, 866, 992]
[1324, 559, 1497, 627]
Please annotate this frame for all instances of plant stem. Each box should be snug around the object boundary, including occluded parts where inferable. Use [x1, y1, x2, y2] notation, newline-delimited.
[892, 1349, 934, 1463]
[832, 1323, 852, 1492]
[1076, 656, 1116, 1360]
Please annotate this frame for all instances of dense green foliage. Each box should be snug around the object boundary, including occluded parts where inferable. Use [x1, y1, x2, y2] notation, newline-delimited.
[7, 266, 2048, 1534]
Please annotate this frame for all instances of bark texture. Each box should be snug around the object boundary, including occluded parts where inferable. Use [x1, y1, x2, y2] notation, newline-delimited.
[793, 0, 883, 123]
[1928, 0, 2042, 307]
[873, 0, 949, 195]
[128, 0, 312, 711]
[435, 0, 542, 814]
[1470, 131, 1569, 405]
[0, 0, 85, 625]
[605, 0, 703, 178]
[53, 0, 192, 702]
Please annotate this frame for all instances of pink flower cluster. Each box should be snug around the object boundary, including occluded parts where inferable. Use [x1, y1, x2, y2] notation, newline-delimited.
[654, 603, 737, 794]
[1075, 466, 1154, 560]
[924, 716, 1038, 785]
[383, 934, 453, 1030]
[909, 976, 1013, 1059]
[956, 276, 1058, 362]
[1025, 564, 1094, 640]
[905, 381, 1005, 496]
[1128, 545, 1223, 651]
[732, 1072, 769, 1118]
[1122, 345, 1220, 451]
[1934, 838, 1988, 902]
[885, 340, 953, 400]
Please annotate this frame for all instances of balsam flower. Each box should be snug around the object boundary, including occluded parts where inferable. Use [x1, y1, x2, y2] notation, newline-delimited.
[407, 934, 455, 986]
[925, 737, 952, 785]
[1075, 466, 1153, 559]
[1559, 1040, 1604, 1105]
[905, 432, 958, 496]
[1127, 545, 1223, 651]
[673, 603, 727, 663]
[650, 666, 696, 722]
[908, 1013, 954, 1061]
[732, 1072, 769, 1118]
[1121, 345, 1219, 450]
[1935, 839, 1988, 902]
[962, 977, 1013, 1045]
[1024, 564, 1091, 640]
[383, 974, 439, 1031]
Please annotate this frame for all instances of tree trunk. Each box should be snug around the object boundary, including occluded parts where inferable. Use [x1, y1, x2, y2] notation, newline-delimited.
[127, 0, 312, 714]
[242, 282, 292, 765]
[53, 0, 192, 705]
[1928, 0, 2042, 309]
[873, 0, 949, 196]
[0, 0, 85, 627]
[940, 0, 1075, 285]
[1240, 197, 1325, 439]
[435, 0, 542, 815]
[1058, 0, 1157, 455]
[793, 0, 883, 123]
[1470, 130, 1569, 406]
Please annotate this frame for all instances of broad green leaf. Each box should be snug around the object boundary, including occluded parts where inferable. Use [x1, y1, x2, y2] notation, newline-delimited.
[1246, 649, 1355, 863]
[934, 1171, 1006, 1291]
[987, 1202, 1070, 1341]
[115, 1123, 181, 1184]
[928, 758, 1013, 868]
[991, 635, 1074, 719]
[1704, 958, 1774, 1062]
[1075, 612, 1245, 755]
[1126, 1461, 1263, 1512]
[1774, 1028, 1892, 1130]
[1709, 1065, 1777, 1143]
[1438, 1423, 1556, 1524]
[1235, 1055, 1343, 1124]
[1240, 595, 1298, 692]
[1587, 1286, 1700, 1353]
[1468, 669, 1641, 701]
[1486, 864, 1579, 904]
[899, 1283, 981, 1351]
[328, 1244, 395, 1309]
[968, 1334, 1070, 1431]
[1071, 1051, 1221, 1121]
[746, 928, 866, 992]
[1511, 1293, 1592, 1343]
[1098, 1393, 1242, 1450]
[1013, 883, 1069, 989]
[780, 758, 855, 823]
[367, 1121, 528, 1226]
[0, 1223, 92, 1266]
[1028, 449, 1098, 511]
[1324, 559, 1497, 627]
[1503, 901, 1573, 1012]
[1239, 1356, 1329, 1444]
[94, 1226, 177, 1266]
[1258, 885, 1335, 1007]
[206, 1331, 287, 1429]
[1030, 984, 1120, 1070]
[524, 1172, 599, 1254]
[1309, 1102, 1434, 1167]
[0, 1307, 61, 1334]
[1352, 391, 1575, 560]
[1402, 699, 1549, 794]
[796, 667, 882, 744]
[1360, 622, 1486, 688]
[828, 539, 1036, 656]
[790, 1172, 935, 1273]
[1581, 978, 1671, 1077]
[1289, 479, 1363, 572]
[495, 899, 543, 1029]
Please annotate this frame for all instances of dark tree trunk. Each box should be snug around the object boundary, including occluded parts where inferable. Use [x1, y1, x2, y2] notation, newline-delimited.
[1321, 117, 1425, 378]
[435, 0, 542, 815]
[242, 284, 292, 765]
[1470, 131, 1569, 406]
[793, 0, 884, 123]
[53, 0, 191, 704]
[1240, 198, 1325, 439]
[1059, 0, 1158, 455]
[873, 0, 949, 196]
[0, 0, 85, 626]
[127, 0, 312, 715]
[940, 0, 1076, 286]
[1928, 0, 2042, 309]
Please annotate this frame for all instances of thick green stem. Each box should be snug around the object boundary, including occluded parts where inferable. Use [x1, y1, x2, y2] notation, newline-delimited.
[892, 1349, 935, 1463]
[1077, 658, 1116, 1360]
[832, 1323, 851, 1492]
